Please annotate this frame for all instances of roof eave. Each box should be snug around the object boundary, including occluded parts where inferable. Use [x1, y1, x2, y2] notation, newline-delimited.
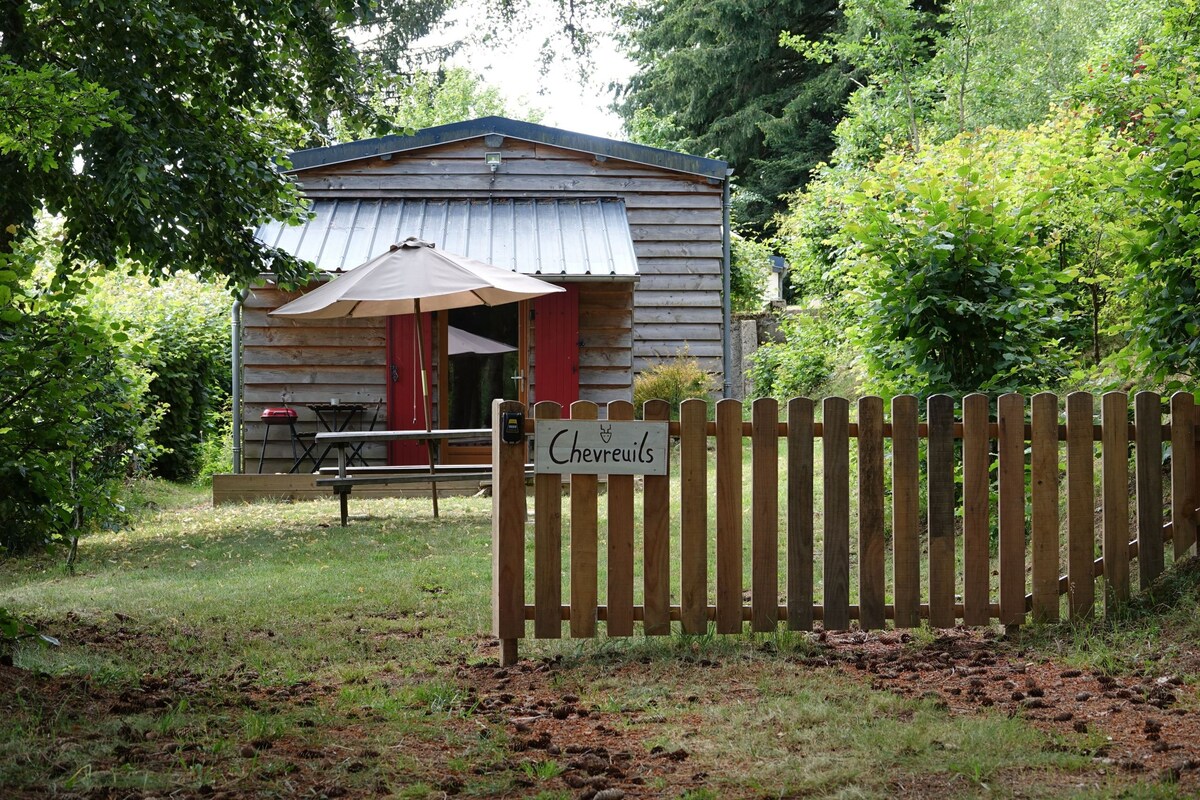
[286, 116, 729, 181]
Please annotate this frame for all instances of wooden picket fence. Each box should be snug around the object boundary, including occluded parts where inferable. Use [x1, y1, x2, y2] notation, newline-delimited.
[490, 392, 1200, 665]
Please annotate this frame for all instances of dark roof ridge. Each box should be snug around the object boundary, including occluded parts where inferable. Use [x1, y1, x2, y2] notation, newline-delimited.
[286, 116, 729, 180]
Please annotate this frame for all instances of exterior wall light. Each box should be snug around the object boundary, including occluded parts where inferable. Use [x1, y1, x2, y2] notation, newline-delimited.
[485, 152, 502, 173]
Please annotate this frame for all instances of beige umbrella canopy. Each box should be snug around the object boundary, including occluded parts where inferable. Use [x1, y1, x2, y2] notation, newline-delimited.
[270, 237, 564, 319]
[271, 237, 563, 517]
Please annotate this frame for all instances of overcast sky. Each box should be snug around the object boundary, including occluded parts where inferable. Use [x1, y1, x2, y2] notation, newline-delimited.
[418, 2, 634, 138]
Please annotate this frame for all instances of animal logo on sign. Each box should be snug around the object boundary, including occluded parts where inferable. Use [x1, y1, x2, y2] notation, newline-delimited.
[599, 423, 613, 443]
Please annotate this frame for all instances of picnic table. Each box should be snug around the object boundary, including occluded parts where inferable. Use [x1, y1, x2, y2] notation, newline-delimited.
[313, 428, 521, 525]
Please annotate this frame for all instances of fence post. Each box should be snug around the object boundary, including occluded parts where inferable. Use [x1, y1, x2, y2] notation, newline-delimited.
[822, 397, 851, 630]
[533, 402, 563, 640]
[891, 395, 920, 628]
[787, 397, 816, 631]
[715, 398, 744, 634]
[998, 393, 1027, 628]
[1170, 392, 1197, 558]
[962, 393, 991, 626]
[492, 399, 526, 666]
[569, 401, 599, 638]
[1135, 392, 1164, 586]
[752, 397, 779, 632]
[607, 400, 636, 637]
[927, 395, 956, 628]
[1030, 392, 1061, 623]
[679, 398, 709, 634]
[642, 399, 672, 636]
[1066, 392, 1096, 620]
[1102, 392, 1131, 614]
[857, 396, 885, 631]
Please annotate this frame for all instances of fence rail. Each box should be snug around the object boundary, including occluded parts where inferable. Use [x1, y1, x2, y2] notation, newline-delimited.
[491, 392, 1200, 666]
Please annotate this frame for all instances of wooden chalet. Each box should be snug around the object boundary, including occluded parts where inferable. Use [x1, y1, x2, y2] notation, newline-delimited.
[234, 117, 731, 477]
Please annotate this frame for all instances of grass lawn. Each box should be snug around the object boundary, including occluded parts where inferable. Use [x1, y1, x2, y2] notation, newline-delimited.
[2, 480, 1198, 798]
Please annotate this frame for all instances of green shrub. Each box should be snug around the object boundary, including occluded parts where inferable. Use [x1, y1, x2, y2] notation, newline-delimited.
[819, 126, 1079, 396]
[90, 272, 231, 481]
[0, 227, 161, 554]
[0, 305, 157, 554]
[730, 233, 772, 314]
[195, 403, 234, 483]
[748, 313, 836, 399]
[633, 350, 717, 419]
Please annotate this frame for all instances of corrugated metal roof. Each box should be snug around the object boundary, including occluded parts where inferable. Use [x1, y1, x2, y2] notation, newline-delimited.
[286, 116, 729, 180]
[256, 198, 639, 278]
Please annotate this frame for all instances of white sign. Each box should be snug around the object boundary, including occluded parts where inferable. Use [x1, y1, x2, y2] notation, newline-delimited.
[535, 420, 669, 476]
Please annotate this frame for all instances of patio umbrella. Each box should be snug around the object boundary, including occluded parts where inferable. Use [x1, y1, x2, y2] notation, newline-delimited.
[271, 237, 563, 516]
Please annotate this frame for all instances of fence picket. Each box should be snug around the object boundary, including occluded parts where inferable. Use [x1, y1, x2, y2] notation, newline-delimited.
[606, 400, 636, 637]
[1066, 392, 1095, 620]
[891, 395, 921, 628]
[857, 397, 885, 631]
[962, 393, 991, 626]
[752, 398, 780, 632]
[569, 400, 599, 638]
[927, 394, 956, 627]
[716, 399, 744, 634]
[1170, 392, 1197, 559]
[1102, 392, 1131, 614]
[491, 399, 526, 666]
[642, 399, 672, 636]
[533, 402, 563, 639]
[1031, 392, 1061, 623]
[823, 397, 851, 631]
[998, 393, 1026, 627]
[1135, 392, 1164, 587]
[679, 398, 709, 635]
[787, 397, 815, 631]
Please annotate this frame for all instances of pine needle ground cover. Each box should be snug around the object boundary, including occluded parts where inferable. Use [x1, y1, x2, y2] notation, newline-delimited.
[2, 484, 1198, 798]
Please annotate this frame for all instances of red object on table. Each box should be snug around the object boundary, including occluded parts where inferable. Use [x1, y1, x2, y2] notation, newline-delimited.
[257, 407, 311, 473]
[261, 407, 298, 423]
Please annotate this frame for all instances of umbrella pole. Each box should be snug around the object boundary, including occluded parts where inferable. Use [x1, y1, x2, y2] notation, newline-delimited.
[414, 300, 439, 518]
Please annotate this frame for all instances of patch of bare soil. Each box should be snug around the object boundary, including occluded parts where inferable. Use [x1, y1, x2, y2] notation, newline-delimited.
[813, 627, 1200, 791]
[5, 613, 1198, 798]
[0, 642, 704, 799]
[455, 655, 708, 799]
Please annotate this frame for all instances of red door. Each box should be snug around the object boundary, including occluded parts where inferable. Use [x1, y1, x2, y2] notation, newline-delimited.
[386, 313, 434, 465]
[533, 284, 580, 407]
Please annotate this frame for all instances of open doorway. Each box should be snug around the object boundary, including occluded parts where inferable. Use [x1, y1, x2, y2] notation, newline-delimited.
[442, 303, 526, 463]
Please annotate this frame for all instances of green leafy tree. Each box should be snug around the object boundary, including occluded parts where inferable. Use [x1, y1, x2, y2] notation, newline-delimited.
[615, 0, 854, 234]
[730, 233, 773, 314]
[830, 127, 1078, 395]
[0, 0, 454, 290]
[1090, 0, 1200, 383]
[333, 66, 545, 141]
[784, 0, 1115, 165]
[90, 272, 232, 481]
[748, 313, 837, 399]
[0, 235, 158, 554]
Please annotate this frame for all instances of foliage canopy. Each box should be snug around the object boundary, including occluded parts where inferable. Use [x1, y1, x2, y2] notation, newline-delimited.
[615, 0, 853, 234]
[0, 0, 453, 290]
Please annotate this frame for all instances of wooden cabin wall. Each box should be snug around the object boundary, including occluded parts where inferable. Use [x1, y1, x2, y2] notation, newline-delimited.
[242, 285, 388, 473]
[295, 138, 725, 380]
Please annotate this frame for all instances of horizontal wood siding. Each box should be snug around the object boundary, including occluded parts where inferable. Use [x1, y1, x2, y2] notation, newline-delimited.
[243, 285, 387, 473]
[245, 282, 631, 469]
[291, 138, 724, 388]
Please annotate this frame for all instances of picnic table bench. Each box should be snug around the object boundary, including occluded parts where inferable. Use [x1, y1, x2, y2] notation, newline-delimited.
[313, 428, 531, 525]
